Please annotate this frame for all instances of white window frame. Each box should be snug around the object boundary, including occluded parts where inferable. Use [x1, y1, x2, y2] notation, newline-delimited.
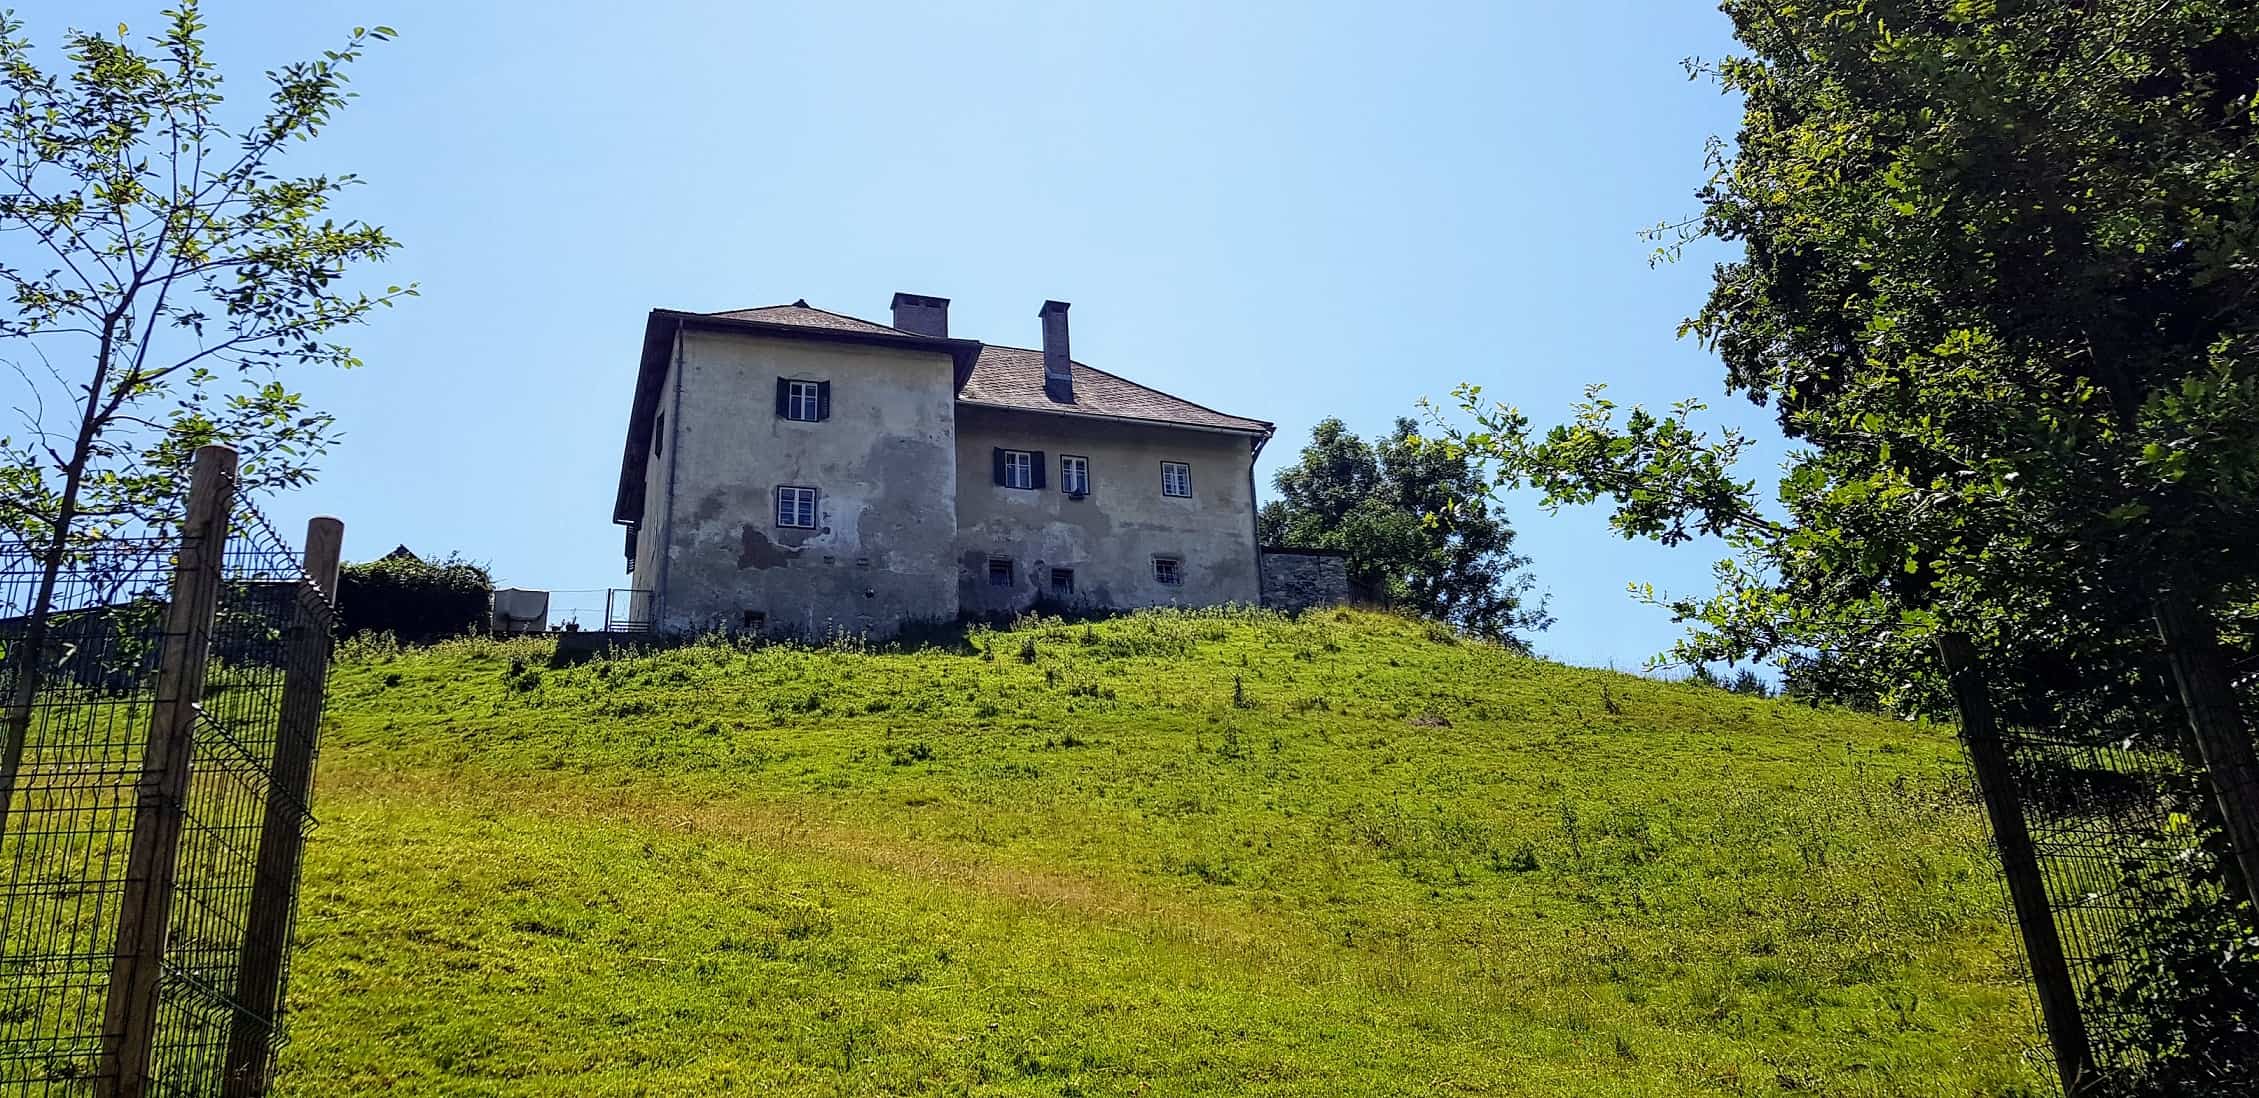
[1161, 461, 1191, 498]
[1153, 556, 1182, 585]
[775, 485, 818, 529]
[1060, 454, 1090, 497]
[1003, 449, 1035, 490]
[784, 379, 823, 422]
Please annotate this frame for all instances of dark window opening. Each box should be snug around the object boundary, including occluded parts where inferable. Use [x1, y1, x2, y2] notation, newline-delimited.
[1153, 557, 1182, 585]
[653, 413, 665, 456]
[1050, 568, 1075, 594]
[742, 610, 766, 631]
[988, 557, 1014, 587]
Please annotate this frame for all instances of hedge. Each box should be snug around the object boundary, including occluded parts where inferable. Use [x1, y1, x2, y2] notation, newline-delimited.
[337, 554, 491, 643]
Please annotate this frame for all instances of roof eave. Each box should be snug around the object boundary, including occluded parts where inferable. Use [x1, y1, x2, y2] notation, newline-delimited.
[955, 397, 1274, 439]
[660, 309, 982, 369]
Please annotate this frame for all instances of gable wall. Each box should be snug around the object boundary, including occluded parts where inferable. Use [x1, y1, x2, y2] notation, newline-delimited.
[653, 329, 961, 636]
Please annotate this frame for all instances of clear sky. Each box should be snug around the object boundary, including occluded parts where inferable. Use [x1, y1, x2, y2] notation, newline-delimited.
[12, 0, 1785, 671]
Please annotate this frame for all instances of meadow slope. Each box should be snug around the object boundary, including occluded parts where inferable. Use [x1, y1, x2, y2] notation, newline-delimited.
[273, 609, 2048, 1096]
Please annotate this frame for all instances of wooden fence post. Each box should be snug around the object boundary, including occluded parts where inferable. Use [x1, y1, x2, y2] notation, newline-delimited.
[97, 444, 237, 1098]
[220, 517, 342, 1098]
[1935, 631, 2095, 1096]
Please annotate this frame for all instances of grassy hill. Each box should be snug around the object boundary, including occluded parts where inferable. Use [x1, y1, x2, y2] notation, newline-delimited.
[272, 608, 2048, 1097]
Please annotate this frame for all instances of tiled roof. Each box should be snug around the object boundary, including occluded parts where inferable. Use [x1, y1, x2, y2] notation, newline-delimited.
[959, 345, 1271, 434]
[716, 302, 1270, 435]
[709, 301, 909, 336]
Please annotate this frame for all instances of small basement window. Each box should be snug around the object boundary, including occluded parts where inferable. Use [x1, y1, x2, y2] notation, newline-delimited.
[1153, 557, 1182, 585]
[1050, 567, 1075, 594]
[988, 557, 1015, 587]
[775, 485, 818, 529]
[1161, 461, 1191, 498]
[742, 610, 766, 631]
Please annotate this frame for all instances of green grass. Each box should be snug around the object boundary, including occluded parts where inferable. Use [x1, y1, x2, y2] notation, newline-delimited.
[273, 608, 2049, 1096]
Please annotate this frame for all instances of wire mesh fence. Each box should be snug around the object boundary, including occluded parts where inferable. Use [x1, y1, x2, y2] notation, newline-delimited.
[0, 456, 336, 1098]
[2001, 726, 2196, 1080]
[0, 534, 176, 1092]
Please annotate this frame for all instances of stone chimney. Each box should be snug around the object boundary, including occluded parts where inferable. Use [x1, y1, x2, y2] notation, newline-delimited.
[890, 292, 950, 337]
[1039, 300, 1072, 402]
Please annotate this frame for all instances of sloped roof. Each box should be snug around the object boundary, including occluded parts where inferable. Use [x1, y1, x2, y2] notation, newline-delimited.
[615, 301, 1271, 526]
[709, 301, 909, 337]
[720, 303, 1270, 435]
[958, 345, 1271, 434]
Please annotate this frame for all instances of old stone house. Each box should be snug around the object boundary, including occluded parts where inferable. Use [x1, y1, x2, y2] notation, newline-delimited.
[612, 293, 1276, 637]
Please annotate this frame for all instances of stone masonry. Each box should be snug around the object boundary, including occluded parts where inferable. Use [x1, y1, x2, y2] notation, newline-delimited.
[1259, 547, 1350, 614]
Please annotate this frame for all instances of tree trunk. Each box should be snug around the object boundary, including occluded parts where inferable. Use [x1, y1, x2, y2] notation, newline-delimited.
[2150, 585, 2259, 914]
[0, 322, 115, 833]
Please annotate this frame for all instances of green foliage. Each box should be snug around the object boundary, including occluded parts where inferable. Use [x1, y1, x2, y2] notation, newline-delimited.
[0, 2, 412, 546]
[274, 609, 2047, 1095]
[336, 553, 489, 644]
[1437, 4, 2259, 1082]
[2089, 826, 2259, 1097]
[1259, 417, 1550, 648]
[1440, 1, 2259, 725]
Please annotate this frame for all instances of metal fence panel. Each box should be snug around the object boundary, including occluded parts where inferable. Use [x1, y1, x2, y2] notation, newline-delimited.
[0, 466, 334, 1098]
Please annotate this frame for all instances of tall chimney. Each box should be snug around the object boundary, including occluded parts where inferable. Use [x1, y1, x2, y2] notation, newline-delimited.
[1039, 300, 1072, 402]
[890, 292, 950, 337]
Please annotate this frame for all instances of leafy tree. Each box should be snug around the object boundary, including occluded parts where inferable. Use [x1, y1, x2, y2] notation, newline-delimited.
[1443, 0, 2259, 893]
[1437, 2, 2259, 1088]
[0, 4, 409, 819]
[1260, 416, 1549, 647]
[1725, 668, 1768, 698]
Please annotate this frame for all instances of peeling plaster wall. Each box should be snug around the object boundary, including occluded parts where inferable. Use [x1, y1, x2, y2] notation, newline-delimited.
[653, 330, 960, 637]
[952, 405, 1260, 615]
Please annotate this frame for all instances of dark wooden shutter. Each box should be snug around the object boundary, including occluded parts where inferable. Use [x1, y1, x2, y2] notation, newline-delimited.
[1030, 451, 1047, 490]
[993, 447, 1007, 486]
[774, 378, 790, 417]
[816, 380, 831, 421]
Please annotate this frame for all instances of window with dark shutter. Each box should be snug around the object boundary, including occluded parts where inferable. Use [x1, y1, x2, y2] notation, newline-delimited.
[775, 377, 789, 417]
[997, 449, 1035, 490]
[782, 380, 823, 421]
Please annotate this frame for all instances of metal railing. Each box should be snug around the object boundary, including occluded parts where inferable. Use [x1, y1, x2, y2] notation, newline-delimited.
[603, 589, 653, 634]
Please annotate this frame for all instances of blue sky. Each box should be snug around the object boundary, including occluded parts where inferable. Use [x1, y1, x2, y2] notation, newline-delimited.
[15, 0, 1784, 670]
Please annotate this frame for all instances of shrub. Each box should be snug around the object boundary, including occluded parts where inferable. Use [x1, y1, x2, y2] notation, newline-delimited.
[337, 553, 491, 644]
[2089, 830, 2259, 1097]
